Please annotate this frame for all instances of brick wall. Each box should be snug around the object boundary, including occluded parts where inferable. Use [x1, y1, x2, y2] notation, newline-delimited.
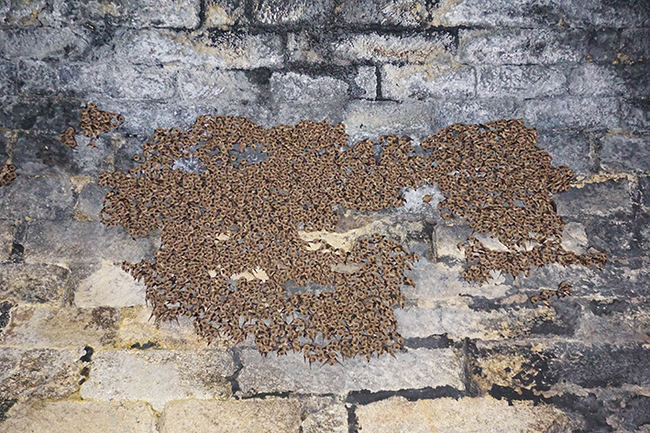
[0, 1, 648, 432]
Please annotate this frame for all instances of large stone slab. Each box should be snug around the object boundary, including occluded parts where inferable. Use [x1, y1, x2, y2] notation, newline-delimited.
[0, 348, 82, 400]
[0, 263, 68, 304]
[80, 349, 235, 410]
[355, 396, 578, 433]
[0, 305, 120, 349]
[160, 398, 302, 433]
[73, 262, 146, 308]
[237, 347, 464, 396]
[0, 400, 156, 433]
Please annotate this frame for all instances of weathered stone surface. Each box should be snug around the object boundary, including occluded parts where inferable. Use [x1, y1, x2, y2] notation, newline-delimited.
[620, 27, 650, 62]
[270, 72, 349, 125]
[2, 0, 201, 29]
[0, 27, 91, 60]
[394, 301, 573, 340]
[0, 95, 84, 134]
[355, 396, 577, 433]
[576, 298, 649, 343]
[100, 29, 284, 69]
[0, 348, 82, 400]
[73, 262, 146, 308]
[0, 400, 157, 433]
[204, 0, 247, 28]
[620, 98, 649, 131]
[0, 221, 16, 262]
[334, 0, 435, 27]
[477, 65, 566, 98]
[160, 398, 302, 433]
[523, 97, 619, 129]
[435, 97, 522, 129]
[555, 179, 630, 218]
[237, 347, 463, 396]
[176, 67, 259, 105]
[251, 0, 334, 25]
[288, 31, 456, 65]
[0, 263, 68, 304]
[343, 100, 440, 143]
[599, 132, 650, 173]
[0, 173, 73, 221]
[433, 0, 563, 27]
[65, 61, 177, 100]
[536, 129, 593, 176]
[80, 349, 235, 410]
[23, 220, 156, 264]
[116, 305, 220, 350]
[382, 64, 475, 100]
[75, 181, 106, 221]
[459, 29, 591, 65]
[353, 66, 377, 99]
[568, 63, 626, 97]
[301, 404, 348, 433]
[0, 305, 119, 349]
[11, 132, 77, 176]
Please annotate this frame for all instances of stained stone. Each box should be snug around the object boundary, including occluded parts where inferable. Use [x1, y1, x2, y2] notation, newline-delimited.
[0, 263, 69, 304]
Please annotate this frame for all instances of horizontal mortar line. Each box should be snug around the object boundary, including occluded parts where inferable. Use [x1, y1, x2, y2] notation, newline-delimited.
[346, 385, 466, 405]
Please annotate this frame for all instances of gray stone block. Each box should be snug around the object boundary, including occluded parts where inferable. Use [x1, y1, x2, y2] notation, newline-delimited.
[477, 65, 567, 99]
[620, 27, 650, 62]
[23, 220, 157, 264]
[0, 263, 69, 304]
[0, 96, 85, 133]
[204, 0, 248, 29]
[237, 347, 464, 395]
[176, 67, 260, 105]
[288, 30, 456, 65]
[523, 97, 620, 129]
[382, 64, 476, 100]
[0, 173, 74, 221]
[352, 66, 377, 100]
[568, 63, 626, 97]
[600, 132, 650, 173]
[459, 28, 588, 65]
[251, 0, 335, 25]
[0, 27, 91, 61]
[620, 98, 649, 131]
[555, 179, 631, 218]
[434, 97, 522, 128]
[536, 128, 593, 176]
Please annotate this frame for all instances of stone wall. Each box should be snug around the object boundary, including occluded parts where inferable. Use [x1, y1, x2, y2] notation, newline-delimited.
[0, 1, 648, 432]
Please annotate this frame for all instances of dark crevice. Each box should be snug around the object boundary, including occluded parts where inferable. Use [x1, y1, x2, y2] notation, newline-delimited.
[403, 334, 453, 349]
[195, 0, 206, 31]
[346, 385, 464, 405]
[80, 345, 94, 363]
[227, 347, 244, 398]
[374, 65, 382, 100]
[346, 403, 359, 433]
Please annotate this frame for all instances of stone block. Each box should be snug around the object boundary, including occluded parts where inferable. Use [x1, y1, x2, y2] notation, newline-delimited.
[382, 64, 475, 100]
[0, 221, 16, 262]
[75, 181, 106, 221]
[536, 128, 593, 176]
[353, 66, 377, 100]
[0, 173, 74, 221]
[301, 404, 348, 433]
[23, 220, 157, 264]
[434, 97, 523, 129]
[204, 0, 248, 28]
[73, 262, 146, 308]
[80, 349, 235, 410]
[115, 305, 219, 350]
[599, 132, 650, 173]
[477, 65, 566, 98]
[433, 0, 563, 27]
[251, 0, 335, 25]
[0, 263, 68, 304]
[288, 31, 456, 65]
[459, 29, 587, 65]
[355, 396, 576, 433]
[0, 305, 120, 349]
[568, 63, 626, 97]
[0, 348, 82, 400]
[0, 27, 91, 60]
[160, 398, 302, 433]
[177, 67, 260, 105]
[620, 98, 649, 131]
[0, 400, 156, 433]
[237, 347, 464, 396]
[555, 179, 631, 218]
[523, 97, 620, 129]
[334, 0, 435, 27]
[620, 27, 650, 62]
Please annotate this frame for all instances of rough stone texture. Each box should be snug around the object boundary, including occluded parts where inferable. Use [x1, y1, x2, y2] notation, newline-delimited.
[0, 263, 68, 304]
[237, 347, 463, 396]
[80, 350, 235, 410]
[73, 262, 146, 308]
[0, 0, 648, 431]
[355, 396, 578, 433]
[0, 400, 156, 433]
[0, 348, 82, 400]
[0, 305, 120, 349]
[160, 399, 302, 433]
